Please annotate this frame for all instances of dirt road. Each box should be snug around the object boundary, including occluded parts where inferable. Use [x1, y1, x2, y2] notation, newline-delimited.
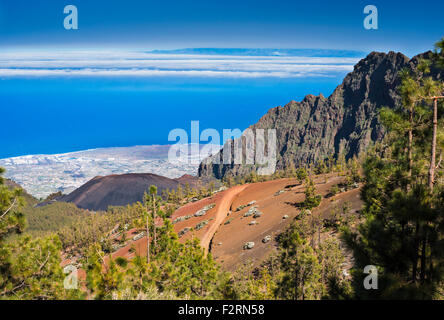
[200, 184, 248, 254]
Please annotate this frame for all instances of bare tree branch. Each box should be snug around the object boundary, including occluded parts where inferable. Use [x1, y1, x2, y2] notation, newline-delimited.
[0, 197, 17, 220]
[436, 152, 443, 169]
[1, 251, 51, 297]
[36, 251, 51, 275]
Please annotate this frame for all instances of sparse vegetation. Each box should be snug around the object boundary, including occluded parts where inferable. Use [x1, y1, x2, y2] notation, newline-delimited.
[302, 177, 322, 210]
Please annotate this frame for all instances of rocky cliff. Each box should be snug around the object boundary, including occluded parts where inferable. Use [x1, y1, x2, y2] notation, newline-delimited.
[199, 51, 442, 179]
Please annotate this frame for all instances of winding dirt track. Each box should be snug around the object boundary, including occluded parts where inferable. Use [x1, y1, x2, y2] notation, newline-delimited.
[200, 184, 248, 254]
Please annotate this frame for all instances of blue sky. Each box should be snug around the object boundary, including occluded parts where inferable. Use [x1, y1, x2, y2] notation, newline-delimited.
[0, 0, 443, 56]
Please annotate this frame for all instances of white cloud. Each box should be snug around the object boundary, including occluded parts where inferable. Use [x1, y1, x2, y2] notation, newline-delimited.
[0, 50, 359, 78]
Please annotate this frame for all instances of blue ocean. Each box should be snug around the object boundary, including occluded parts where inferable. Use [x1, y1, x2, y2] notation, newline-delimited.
[0, 75, 347, 159]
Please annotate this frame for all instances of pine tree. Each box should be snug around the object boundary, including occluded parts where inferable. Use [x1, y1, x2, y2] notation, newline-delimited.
[296, 167, 308, 184]
[143, 192, 151, 264]
[1, 167, 81, 299]
[343, 41, 444, 298]
[317, 238, 352, 299]
[85, 243, 125, 299]
[176, 184, 183, 203]
[150, 186, 158, 252]
[184, 182, 191, 198]
[302, 177, 322, 210]
[276, 223, 324, 300]
[434, 38, 444, 69]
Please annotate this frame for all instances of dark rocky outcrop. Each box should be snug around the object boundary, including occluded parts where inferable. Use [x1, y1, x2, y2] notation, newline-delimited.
[199, 51, 442, 180]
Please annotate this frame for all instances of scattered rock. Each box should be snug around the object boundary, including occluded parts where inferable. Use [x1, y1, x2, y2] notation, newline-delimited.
[194, 204, 216, 217]
[132, 232, 146, 241]
[111, 244, 122, 252]
[283, 215, 289, 219]
[173, 205, 215, 224]
[243, 242, 255, 250]
[195, 220, 209, 230]
[253, 211, 263, 218]
[274, 190, 285, 196]
[172, 216, 186, 224]
[243, 206, 258, 217]
[178, 227, 191, 238]
[236, 200, 257, 212]
[249, 220, 258, 226]
[194, 210, 205, 217]
[110, 226, 119, 235]
[262, 235, 272, 243]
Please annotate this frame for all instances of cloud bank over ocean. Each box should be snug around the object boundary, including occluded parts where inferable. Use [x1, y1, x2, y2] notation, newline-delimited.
[0, 49, 362, 78]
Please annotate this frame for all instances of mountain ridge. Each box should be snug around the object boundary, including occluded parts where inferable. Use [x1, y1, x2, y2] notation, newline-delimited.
[198, 50, 443, 180]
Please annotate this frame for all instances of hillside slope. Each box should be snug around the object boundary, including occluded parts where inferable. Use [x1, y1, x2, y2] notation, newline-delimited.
[60, 173, 198, 211]
[5, 179, 39, 207]
[94, 174, 362, 272]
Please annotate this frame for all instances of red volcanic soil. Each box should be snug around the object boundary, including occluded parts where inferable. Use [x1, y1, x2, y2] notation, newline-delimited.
[200, 185, 247, 254]
[75, 173, 362, 273]
[170, 185, 247, 251]
[210, 174, 362, 271]
[99, 186, 247, 264]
